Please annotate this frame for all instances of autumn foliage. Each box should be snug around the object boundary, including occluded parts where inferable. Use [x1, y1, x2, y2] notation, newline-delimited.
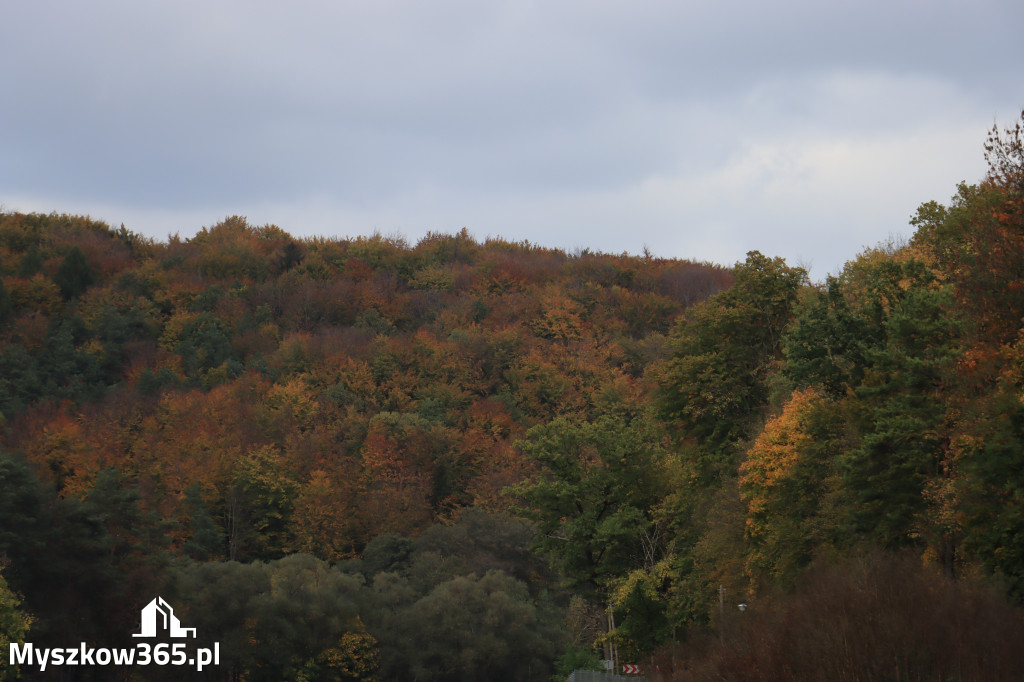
[3, 111, 1024, 680]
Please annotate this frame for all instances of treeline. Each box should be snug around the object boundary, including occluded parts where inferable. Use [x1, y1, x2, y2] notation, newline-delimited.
[2, 112, 1024, 681]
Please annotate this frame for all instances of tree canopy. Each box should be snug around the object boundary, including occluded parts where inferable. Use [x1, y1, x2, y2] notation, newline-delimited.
[3, 112, 1024, 679]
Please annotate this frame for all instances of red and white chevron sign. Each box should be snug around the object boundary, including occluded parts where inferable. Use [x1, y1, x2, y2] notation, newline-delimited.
[622, 664, 642, 674]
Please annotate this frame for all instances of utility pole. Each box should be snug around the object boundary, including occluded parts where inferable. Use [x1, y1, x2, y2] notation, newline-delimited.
[608, 601, 618, 675]
[719, 584, 725, 643]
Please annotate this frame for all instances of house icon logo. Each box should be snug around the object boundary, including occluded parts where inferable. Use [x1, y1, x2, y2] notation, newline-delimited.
[133, 597, 197, 638]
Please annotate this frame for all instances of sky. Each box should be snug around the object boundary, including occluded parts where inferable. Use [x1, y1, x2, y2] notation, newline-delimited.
[2, 0, 1022, 280]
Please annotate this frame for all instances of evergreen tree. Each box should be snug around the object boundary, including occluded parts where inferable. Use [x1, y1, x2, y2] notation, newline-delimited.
[54, 245, 96, 299]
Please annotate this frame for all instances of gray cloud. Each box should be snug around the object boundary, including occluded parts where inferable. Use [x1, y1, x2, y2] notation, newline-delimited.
[2, 0, 1022, 278]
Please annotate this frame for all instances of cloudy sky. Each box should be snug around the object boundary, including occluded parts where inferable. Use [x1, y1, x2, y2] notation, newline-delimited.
[2, 1, 1022, 279]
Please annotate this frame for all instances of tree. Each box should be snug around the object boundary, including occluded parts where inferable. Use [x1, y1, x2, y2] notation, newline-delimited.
[0, 569, 32, 682]
[171, 311, 234, 377]
[0, 451, 45, 597]
[289, 469, 360, 561]
[783, 276, 875, 396]
[181, 482, 225, 560]
[657, 251, 805, 477]
[54, 245, 96, 299]
[960, 393, 1024, 600]
[413, 508, 544, 589]
[0, 346, 42, 419]
[0, 452, 155, 654]
[739, 388, 844, 583]
[512, 415, 665, 592]
[984, 108, 1024, 191]
[397, 571, 559, 682]
[358, 417, 434, 540]
[840, 265, 962, 558]
[301, 628, 380, 682]
[609, 562, 674, 661]
[167, 555, 372, 682]
[228, 445, 299, 560]
[959, 337, 1024, 601]
[912, 110, 1024, 347]
[0, 277, 12, 325]
[903, 112, 1024, 590]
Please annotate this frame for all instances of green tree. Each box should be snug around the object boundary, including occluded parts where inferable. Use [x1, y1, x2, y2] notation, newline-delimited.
[16, 244, 43, 278]
[959, 347, 1024, 601]
[783, 276, 875, 396]
[911, 112, 1024, 347]
[0, 346, 42, 419]
[0, 277, 12, 325]
[54, 245, 96, 299]
[657, 251, 805, 478]
[399, 571, 559, 682]
[552, 646, 605, 680]
[182, 483, 226, 560]
[228, 446, 299, 560]
[610, 563, 674, 661]
[359, 533, 415, 579]
[512, 415, 665, 592]
[166, 560, 269, 677]
[0, 452, 149, 655]
[413, 508, 545, 589]
[173, 311, 234, 377]
[168, 555, 371, 682]
[840, 267, 961, 557]
[39, 313, 106, 402]
[0, 451, 45, 598]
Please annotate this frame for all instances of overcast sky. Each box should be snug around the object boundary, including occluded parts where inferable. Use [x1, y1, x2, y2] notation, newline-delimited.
[2, 1, 1022, 279]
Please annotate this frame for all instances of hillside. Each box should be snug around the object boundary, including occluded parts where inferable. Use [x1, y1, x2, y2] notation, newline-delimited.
[0, 216, 731, 679]
[0, 218, 730, 550]
[3, 112, 1024, 681]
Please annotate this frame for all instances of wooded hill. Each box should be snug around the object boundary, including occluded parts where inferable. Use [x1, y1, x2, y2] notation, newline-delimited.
[2, 113, 1024, 681]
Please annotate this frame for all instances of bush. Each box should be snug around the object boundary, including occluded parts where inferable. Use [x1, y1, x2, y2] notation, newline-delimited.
[659, 551, 1024, 681]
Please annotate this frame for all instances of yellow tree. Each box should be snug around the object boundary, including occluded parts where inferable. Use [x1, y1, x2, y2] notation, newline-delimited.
[739, 388, 844, 584]
[289, 469, 361, 561]
[0, 569, 32, 682]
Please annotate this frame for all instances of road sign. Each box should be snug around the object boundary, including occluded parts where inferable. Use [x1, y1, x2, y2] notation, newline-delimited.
[622, 664, 642, 674]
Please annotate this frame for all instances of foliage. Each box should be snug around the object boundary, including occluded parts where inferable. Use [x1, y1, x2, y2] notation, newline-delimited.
[958, 341, 1024, 600]
[2, 112, 1024, 679]
[54, 246, 96, 299]
[783, 276, 873, 396]
[739, 388, 844, 583]
[0, 569, 32, 681]
[552, 645, 605, 681]
[511, 415, 666, 591]
[657, 251, 805, 478]
[659, 552, 1024, 681]
[395, 570, 559, 681]
[166, 554, 371, 681]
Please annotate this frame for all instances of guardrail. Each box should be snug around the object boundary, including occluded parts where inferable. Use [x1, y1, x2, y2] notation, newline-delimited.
[567, 670, 647, 682]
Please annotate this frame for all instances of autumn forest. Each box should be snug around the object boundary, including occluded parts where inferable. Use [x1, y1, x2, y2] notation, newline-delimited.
[3, 115, 1024, 681]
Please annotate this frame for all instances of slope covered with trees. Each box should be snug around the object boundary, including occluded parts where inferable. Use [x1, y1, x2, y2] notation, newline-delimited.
[0, 213, 729, 679]
[2, 112, 1024, 680]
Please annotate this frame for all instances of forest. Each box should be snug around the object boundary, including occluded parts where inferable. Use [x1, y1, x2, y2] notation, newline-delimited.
[2, 113, 1024, 681]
